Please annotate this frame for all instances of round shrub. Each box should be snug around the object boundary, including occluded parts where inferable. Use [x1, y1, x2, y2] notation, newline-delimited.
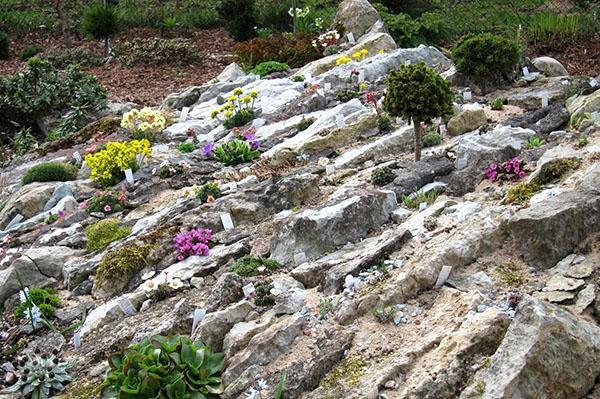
[452, 33, 520, 86]
[250, 61, 290, 76]
[85, 219, 131, 252]
[383, 62, 453, 161]
[218, 0, 256, 42]
[0, 32, 9, 60]
[20, 45, 44, 61]
[22, 162, 79, 185]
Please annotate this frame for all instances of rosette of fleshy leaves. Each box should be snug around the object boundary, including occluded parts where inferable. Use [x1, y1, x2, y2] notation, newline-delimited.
[102, 335, 225, 399]
[1, 349, 73, 399]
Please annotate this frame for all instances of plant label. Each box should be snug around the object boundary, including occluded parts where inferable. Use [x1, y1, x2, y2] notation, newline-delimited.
[117, 297, 136, 316]
[440, 123, 447, 134]
[396, 117, 403, 124]
[125, 168, 135, 184]
[590, 79, 598, 88]
[242, 283, 255, 299]
[220, 213, 234, 230]
[179, 106, 190, 123]
[73, 151, 82, 163]
[347, 32, 355, 44]
[294, 252, 307, 265]
[335, 114, 346, 128]
[305, 72, 312, 83]
[317, 88, 325, 97]
[561, 80, 570, 86]
[463, 90, 472, 101]
[324, 82, 332, 92]
[522, 66, 529, 76]
[326, 164, 335, 175]
[404, 60, 411, 66]
[358, 70, 365, 83]
[541, 94, 549, 108]
[73, 331, 81, 349]
[435, 265, 452, 287]
[418, 202, 427, 211]
[191, 308, 206, 335]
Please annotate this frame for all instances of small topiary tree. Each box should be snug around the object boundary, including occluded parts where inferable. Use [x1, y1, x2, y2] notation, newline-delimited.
[217, 0, 257, 42]
[452, 33, 520, 89]
[0, 32, 9, 60]
[83, 3, 120, 56]
[383, 62, 453, 161]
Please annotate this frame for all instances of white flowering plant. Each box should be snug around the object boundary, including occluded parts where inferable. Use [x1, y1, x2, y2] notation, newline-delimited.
[121, 107, 167, 141]
[312, 30, 340, 53]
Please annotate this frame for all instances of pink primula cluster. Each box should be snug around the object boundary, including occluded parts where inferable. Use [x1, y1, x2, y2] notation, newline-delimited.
[173, 228, 212, 261]
[485, 157, 526, 182]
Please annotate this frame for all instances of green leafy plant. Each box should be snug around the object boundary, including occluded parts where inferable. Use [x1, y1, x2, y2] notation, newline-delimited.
[525, 135, 545, 149]
[20, 44, 44, 61]
[318, 298, 334, 320]
[291, 75, 305, 82]
[383, 62, 453, 161]
[1, 349, 72, 398]
[218, 0, 256, 42]
[85, 219, 131, 252]
[83, 3, 121, 56]
[102, 335, 224, 398]
[372, 306, 396, 323]
[401, 189, 440, 209]
[275, 371, 287, 399]
[578, 135, 589, 147]
[490, 97, 504, 110]
[452, 33, 520, 88]
[422, 131, 442, 147]
[213, 139, 260, 166]
[336, 90, 360, 103]
[12, 127, 37, 155]
[229, 255, 281, 277]
[163, 16, 177, 31]
[377, 114, 393, 132]
[43, 47, 104, 68]
[0, 32, 9, 60]
[14, 287, 60, 320]
[254, 282, 275, 306]
[250, 61, 290, 76]
[22, 162, 78, 185]
[223, 109, 255, 129]
[178, 142, 195, 153]
[49, 105, 93, 140]
[87, 191, 127, 214]
[371, 166, 395, 186]
[193, 182, 222, 203]
[297, 117, 315, 131]
[527, 12, 593, 48]
[115, 38, 198, 67]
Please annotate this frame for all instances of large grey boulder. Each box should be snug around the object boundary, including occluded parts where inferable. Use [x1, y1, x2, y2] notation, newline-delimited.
[460, 297, 600, 399]
[270, 189, 397, 266]
[334, 0, 381, 41]
[0, 183, 55, 229]
[216, 62, 247, 82]
[532, 56, 569, 77]
[0, 257, 53, 305]
[447, 108, 487, 136]
[23, 246, 82, 279]
[192, 300, 255, 352]
[390, 156, 454, 197]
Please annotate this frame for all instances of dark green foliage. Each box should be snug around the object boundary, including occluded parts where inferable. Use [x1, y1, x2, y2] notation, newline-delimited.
[254, 282, 275, 306]
[48, 105, 91, 141]
[14, 287, 60, 319]
[223, 109, 255, 129]
[102, 335, 225, 398]
[194, 182, 221, 203]
[82, 3, 120, 41]
[0, 58, 107, 141]
[232, 33, 319, 68]
[297, 117, 315, 131]
[95, 243, 153, 287]
[20, 44, 43, 61]
[43, 47, 105, 68]
[178, 142, 195, 153]
[291, 75, 305, 82]
[12, 127, 37, 155]
[383, 62, 453, 160]
[115, 38, 198, 67]
[0, 32, 8, 60]
[87, 192, 126, 214]
[490, 97, 504, 110]
[336, 90, 360, 103]
[218, 0, 256, 42]
[401, 189, 440, 209]
[213, 139, 260, 165]
[250, 61, 290, 77]
[378, 114, 392, 132]
[371, 166, 395, 186]
[376, 5, 452, 47]
[452, 33, 520, 85]
[422, 131, 442, 147]
[22, 162, 78, 185]
[229, 255, 281, 277]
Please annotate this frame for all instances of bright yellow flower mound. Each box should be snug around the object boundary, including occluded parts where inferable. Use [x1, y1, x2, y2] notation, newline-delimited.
[85, 139, 152, 187]
[336, 56, 352, 66]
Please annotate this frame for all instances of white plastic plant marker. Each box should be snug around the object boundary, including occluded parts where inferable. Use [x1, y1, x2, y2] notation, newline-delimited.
[326, 164, 335, 175]
[179, 106, 190, 123]
[117, 297, 136, 316]
[419, 202, 427, 211]
[294, 252, 307, 265]
[358, 70, 365, 83]
[191, 308, 206, 335]
[435, 265, 452, 287]
[561, 80, 570, 86]
[324, 82, 332, 92]
[73, 331, 81, 349]
[440, 123, 447, 134]
[242, 283, 255, 299]
[590, 78, 598, 88]
[305, 72, 312, 83]
[404, 60, 411, 66]
[125, 168, 135, 184]
[522, 66, 530, 76]
[317, 88, 325, 97]
[73, 151, 82, 163]
[220, 213, 234, 230]
[335, 114, 346, 128]
[347, 32, 355, 44]
[463, 90, 472, 101]
[541, 94, 549, 108]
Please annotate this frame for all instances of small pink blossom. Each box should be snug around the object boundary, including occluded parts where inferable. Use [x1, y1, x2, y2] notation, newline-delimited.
[104, 205, 112, 213]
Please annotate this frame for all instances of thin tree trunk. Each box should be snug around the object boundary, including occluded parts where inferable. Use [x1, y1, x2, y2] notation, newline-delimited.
[292, 0, 298, 33]
[104, 37, 110, 57]
[414, 119, 422, 161]
[55, 0, 72, 48]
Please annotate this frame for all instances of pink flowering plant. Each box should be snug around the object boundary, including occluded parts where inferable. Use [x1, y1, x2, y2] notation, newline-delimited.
[173, 228, 212, 261]
[484, 157, 526, 182]
[85, 190, 127, 214]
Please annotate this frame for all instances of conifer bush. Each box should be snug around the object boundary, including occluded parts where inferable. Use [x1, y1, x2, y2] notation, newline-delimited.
[83, 3, 121, 56]
[22, 162, 78, 185]
[217, 0, 256, 42]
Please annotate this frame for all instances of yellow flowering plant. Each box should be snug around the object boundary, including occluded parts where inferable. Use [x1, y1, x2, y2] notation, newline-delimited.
[121, 107, 167, 141]
[210, 87, 259, 129]
[336, 55, 352, 66]
[85, 139, 152, 187]
[352, 49, 369, 62]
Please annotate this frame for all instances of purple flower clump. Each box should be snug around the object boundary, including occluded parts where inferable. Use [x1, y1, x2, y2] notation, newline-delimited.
[173, 228, 212, 261]
[203, 143, 215, 157]
[485, 157, 526, 183]
[243, 132, 261, 150]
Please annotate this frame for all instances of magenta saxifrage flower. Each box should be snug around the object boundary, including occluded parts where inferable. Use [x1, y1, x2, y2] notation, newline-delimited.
[485, 158, 526, 182]
[173, 228, 212, 261]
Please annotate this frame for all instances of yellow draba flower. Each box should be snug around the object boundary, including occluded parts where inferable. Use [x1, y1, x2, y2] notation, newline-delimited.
[233, 88, 244, 96]
[210, 109, 219, 119]
[241, 96, 252, 103]
[227, 96, 236, 102]
[224, 111, 233, 118]
[359, 83, 367, 90]
[84, 139, 152, 186]
[352, 52, 361, 59]
[249, 91, 259, 99]
[360, 49, 368, 55]
[336, 56, 352, 66]
[378, 49, 385, 54]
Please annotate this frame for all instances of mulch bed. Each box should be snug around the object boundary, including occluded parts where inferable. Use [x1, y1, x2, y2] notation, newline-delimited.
[528, 34, 600, 77]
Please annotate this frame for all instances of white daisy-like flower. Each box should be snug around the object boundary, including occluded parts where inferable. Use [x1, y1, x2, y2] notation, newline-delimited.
[141, 279, 158, 292]
[168, 278, 184, 290]
[244, 388, 259, 399]
[141, 271, 156, 280]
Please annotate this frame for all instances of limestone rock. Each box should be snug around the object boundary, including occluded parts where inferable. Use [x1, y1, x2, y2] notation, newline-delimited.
[222, 311, 278, 358]
[567, 89, 600, 126]
[390, 156, 453, 197]
[544, 275, 585, 291]
[447, 108, 487, 136]
[23, 246, 82, 279]
[206, 272, 244, 312]
[193, 300, 254, 352]
[334, 0, 381, 41]
[216, 62, 247, 82]
[0, 183, 55, 229]
[532, 56, 569, 77]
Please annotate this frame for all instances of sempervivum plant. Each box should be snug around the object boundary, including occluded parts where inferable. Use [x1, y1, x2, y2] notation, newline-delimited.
[2, 349, 73, 398]
[102, 335, 225, 399]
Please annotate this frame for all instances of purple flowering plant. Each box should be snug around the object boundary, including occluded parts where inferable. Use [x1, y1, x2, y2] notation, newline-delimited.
[173, 228, 212, 261]
[484, 157, 526, 182]
[203, 127, 261, 166]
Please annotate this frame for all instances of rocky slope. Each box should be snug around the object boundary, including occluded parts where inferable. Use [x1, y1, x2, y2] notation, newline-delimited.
[0, 1, 599, 398]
